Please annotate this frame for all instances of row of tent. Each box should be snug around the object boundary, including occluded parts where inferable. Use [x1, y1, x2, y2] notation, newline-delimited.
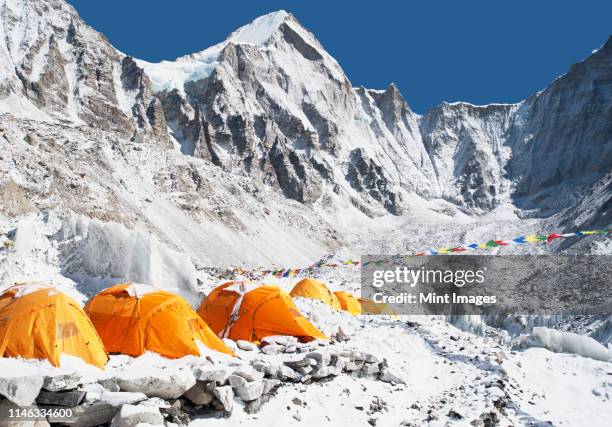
[0, 278, 395, 369]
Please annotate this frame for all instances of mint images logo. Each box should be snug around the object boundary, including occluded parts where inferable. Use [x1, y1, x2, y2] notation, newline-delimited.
[361, 255, 612, 315]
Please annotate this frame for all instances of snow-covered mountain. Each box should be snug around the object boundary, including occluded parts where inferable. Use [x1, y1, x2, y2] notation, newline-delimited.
[0, 0, 610, 286]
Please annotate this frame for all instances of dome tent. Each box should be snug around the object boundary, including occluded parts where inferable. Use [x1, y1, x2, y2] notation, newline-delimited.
[85, 283, 233, 358]
[290, 278, 341, 310]
[0, 282, 108, 368]
[334, 291, 361, 315]
[197, 282, 326, 343]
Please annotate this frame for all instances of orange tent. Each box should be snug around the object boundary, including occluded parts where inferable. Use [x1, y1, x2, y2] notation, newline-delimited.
[85, 283, 233, 358]
[358, 298, 399, 318]
[334, 291, 361, 315]
[197, 282, 326, 343]
[0, 282, 108, 368]
[290, 278, 341, 310]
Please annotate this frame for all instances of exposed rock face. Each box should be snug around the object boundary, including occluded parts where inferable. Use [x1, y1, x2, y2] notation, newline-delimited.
[0, 0, 610, 270]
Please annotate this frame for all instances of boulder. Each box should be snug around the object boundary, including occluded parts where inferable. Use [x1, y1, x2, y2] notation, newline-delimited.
[306, 350, 331, 367]
[344, 360, 364, 371]
[262, 379, 281, 395]
[244, 394, 271, 414]
[98, 378, 121, 392]
[182, 381, 213, 406]
[236, 340, 258, 351]
[261, 344, 284, 355]
[48, 402, 118, 427]
[0, 375, 44, 406]
[285, 345, 297, 353]
[234, 380, 264, 402]
[110, 404, 165, 427]
[312, 366, 341, 379]
[364, 354, 379, 363]
[261, 335, 298, 347]
[192, 367, 230, 385]
[83, 383, 147, 407]
[228, 375, 247, 388]
[117, 370, 195, 400]
[210, 385, 233, 413]
[232, 366, 263, 383]
[42, 373, 81, 391]
[284, 358, 311, 370]
[360, 363, 380, 376]
[378, 368, 405, 385]
[278, 366, 301, 382]
[36, 390, 86, 406]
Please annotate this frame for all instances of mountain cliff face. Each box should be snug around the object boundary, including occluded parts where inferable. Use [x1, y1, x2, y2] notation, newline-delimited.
[0, 0, 610, 276]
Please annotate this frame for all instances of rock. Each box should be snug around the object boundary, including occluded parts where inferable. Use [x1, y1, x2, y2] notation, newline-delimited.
[333, 357, 346, 370]
[210, 385, 234, 413]
[365, 354, 379, 363]
[222, 338, 237, 351]
[261, 344, 284, 355]
[234, 380, 264, 401]
[0, 375, 44, 406]
[232, 366, 264, 383]
[98, 378, 121, 392]
[117, 370, 195, 400]
[160, 406, 190, 426]
[110, 404, 165, 427]
[306, 350, 331, 366]
[244, 394, 271, 414]
[361, 363, 380, 375]
[236, 340, 258, 351]
[278, 366, 301, 382]
[379, 368, 405, 385]
[36, 390, 86, 406]
[228, 375, 247, 388]
[285, 345, 297, 353]
[0, 400, 50, 427]
[192, 367, 230, 385]
[262, 379, 281, 395]
[284, 359, 311, 370]
[344, 360, 364, 371]
[49, 402, 118, 427]
[83, 384, 147, 407]
[182, 381, 214, 406]
[312, 366, 341, 379]
[261, 335, 298, 347]
[138, 397, 171, 409]
[42, 373, 81, 391]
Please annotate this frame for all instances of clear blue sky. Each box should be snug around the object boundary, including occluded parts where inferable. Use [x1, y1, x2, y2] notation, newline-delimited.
[67, 0, 611, 114]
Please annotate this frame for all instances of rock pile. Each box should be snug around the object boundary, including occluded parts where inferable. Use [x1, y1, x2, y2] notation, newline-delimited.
[0, 343, 404, 426]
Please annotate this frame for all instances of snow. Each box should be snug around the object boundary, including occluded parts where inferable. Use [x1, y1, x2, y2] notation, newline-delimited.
[527, 327, 612, 362]
[136, 11, 289, 94]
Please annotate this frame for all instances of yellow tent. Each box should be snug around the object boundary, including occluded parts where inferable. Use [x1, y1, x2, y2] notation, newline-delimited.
[358, 297, 399, 318]
[85, 283, 233, 358]
[290, 278, 341, 310]
[334, 291, 361, 315]
[197, 281, 326, 343]
[0, 282, 108, 368]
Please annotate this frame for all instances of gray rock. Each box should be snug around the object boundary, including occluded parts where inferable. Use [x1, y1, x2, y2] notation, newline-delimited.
[344, 360, 364, 371]
[98, 378, 121, 392]
[211, 385, 234, 413]
[244, 394, 271, 414]
[232, 366, 264, 383]
[365, 354, 379, 363]
[117, 370, 195, 400]
[82, 383, 147, 407]
[42, 373, 81, 391]
[192, 367, 230, 385]
[261, 344, 284, 355]
[110, 404, 165, 427]
[182, 381, 214, 405]
[261, 335, 298, 347]
[361, 363, 380, 375]
[0, 375, 44, 406]
[36, 390, 86, 406]
[236, 340, 258, 351]
[262, 379, 281, 395]
[378, 369, 405, 385]
[228, 375, 247, 388]
[306, 350, 331, 366]
[284, 358, 311, 370]
[48, 402, 118, 427]
[312, 366, 341, 379]
[285, 345, 297, 353]
[278, 366, 301, 382]
[234, 380, 264, 402]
